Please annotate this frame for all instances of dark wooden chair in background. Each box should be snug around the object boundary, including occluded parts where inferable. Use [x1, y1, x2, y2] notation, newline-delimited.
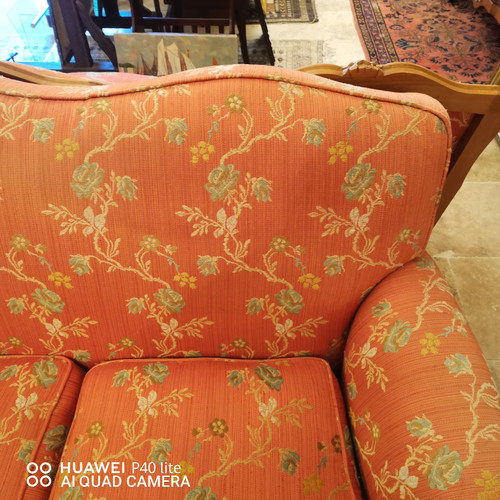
[48, 0, 119, 71]
[129, 0, 235, 33]
[128, 0, 275, 65]
[47, 0, 274, 71]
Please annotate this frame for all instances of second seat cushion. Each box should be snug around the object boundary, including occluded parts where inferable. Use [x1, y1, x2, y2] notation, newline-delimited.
[0, 355, 85, 500]
[50, 357, 361, 499]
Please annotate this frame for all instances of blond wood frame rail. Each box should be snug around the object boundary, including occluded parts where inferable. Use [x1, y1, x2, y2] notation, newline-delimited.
[0, 61, 103, 87]
[300, 60, 500, 222]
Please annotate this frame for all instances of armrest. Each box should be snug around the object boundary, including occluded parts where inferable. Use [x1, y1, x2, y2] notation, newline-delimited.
[344, 254, 500, 499]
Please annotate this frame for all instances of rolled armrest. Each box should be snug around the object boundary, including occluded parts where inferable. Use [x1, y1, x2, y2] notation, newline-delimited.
[344, 254, 500, 499]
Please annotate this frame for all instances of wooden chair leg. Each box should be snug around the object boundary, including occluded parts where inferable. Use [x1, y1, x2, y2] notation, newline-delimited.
[235, 4, 250, 64]
[49, 0, 93, 68]
[254, 0, 274, 65]
[76, 0, 118, 67]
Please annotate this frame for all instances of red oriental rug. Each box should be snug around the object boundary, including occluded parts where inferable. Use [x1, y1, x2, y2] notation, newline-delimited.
[350, 0, 500, 83]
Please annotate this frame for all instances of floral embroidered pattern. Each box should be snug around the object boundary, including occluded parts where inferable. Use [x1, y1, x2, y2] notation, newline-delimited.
[1, 236, 95, 360]
[310, 99, 431, 275]
[344, 260, 469, 394]
[35, 91, 215, 360]
[125, 296, 213, 358]
[176, 87, 337, 357]
[246, 295, 327, 357]
[345, 259, 500, 498]
[185, 363, 314, 497]
[64, 363, 193, 489]
[1, 64, 497, 499]
[0, 360, 69, 475]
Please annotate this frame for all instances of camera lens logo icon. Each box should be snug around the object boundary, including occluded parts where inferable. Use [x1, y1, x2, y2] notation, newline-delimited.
[26, 462, 52, 487]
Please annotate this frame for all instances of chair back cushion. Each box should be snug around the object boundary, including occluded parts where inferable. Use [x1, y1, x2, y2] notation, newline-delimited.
[0, 64, 450, 366]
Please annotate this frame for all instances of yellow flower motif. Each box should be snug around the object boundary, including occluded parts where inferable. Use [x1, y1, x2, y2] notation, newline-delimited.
[397, 227, 413, 243]
[140, 235, 161, 252]
[362, 99, 382, 114]
[270, 236, 290, 253]
[420, 332, 441, 355]
[208, 418, 228, 438]
[87, 421, 104, 438]
[190, 141, 215, 164]
[302, 474, 324, 495]
[10, 234, 30, 252]
[178, 461, 194, 477]
[371, 422, 381, 442]
[476, 470, 500, 500]
[119, 337, 135, 348]
[231, 338, 248, 349]
[191, 427, 203, 438]
[328, 141, 353, 165]
[92, 98, 111, 113]
[55, 138, 79, 161]
[224, 94, 246, 113]
[8, 336, 23, 346]
[174, 272, 197, 289]
[298, 273, 321, 290]
[48, 272, 73, 289]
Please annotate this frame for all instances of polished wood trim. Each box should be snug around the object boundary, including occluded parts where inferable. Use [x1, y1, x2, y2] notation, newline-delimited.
[299, 60, 500, 222]
[473, 0, 500, 24]
[0, 61, 103, 86]
[300, 60, 500, 113]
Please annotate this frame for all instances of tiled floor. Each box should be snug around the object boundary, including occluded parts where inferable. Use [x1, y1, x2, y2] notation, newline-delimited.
[428, 141, 500, 388]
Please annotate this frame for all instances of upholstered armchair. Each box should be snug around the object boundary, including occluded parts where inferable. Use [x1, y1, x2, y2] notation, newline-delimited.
[0, 63, 499, 500]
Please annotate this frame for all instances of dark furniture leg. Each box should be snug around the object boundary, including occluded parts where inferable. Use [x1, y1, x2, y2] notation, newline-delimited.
[254, 0, 274, 65]
[235, 2, 250, 63]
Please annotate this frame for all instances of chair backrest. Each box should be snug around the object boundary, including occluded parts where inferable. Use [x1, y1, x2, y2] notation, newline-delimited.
[0, 64, 450, 368]
[129, 0, 236, 34]
[299, 60, 500, 221]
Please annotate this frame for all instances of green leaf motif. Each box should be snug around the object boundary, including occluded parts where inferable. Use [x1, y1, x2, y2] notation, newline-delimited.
[281, 449, 300, 475]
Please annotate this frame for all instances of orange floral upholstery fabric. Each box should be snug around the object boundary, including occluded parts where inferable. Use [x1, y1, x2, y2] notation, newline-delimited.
[49, 357, 361, 499]
[1, 63, 498, 499]
[0, 356, 84, 500]
[0, 65, 450, 367]
[344, 255, 500, 498]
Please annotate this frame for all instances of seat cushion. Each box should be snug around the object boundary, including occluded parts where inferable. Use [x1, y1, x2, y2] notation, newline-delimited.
[50, 357, 361, 499]
[0, 355, 85, 500]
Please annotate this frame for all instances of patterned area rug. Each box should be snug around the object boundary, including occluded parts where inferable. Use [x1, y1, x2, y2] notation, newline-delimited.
[249, 0, 318, 23]
[351, 0, 500, 83]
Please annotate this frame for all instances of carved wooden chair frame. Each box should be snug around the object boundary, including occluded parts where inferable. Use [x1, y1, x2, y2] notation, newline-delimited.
[300, 60, 500, 221]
